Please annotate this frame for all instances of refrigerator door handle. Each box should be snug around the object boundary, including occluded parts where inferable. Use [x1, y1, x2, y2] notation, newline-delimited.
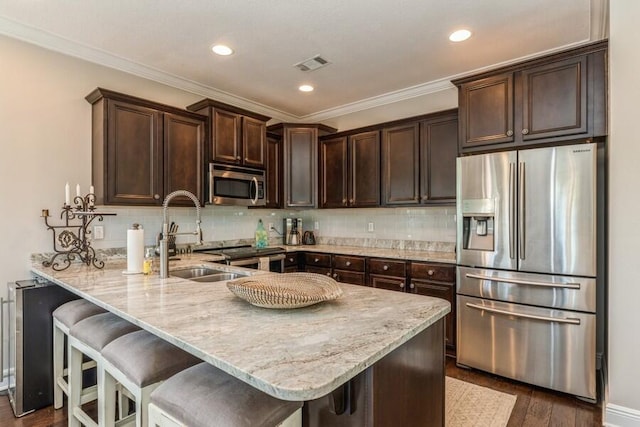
[509, 163, 516, 259]
[466, 302, 581, 325]
[518, 161, 526, 260]
[465, 273, 581, 289]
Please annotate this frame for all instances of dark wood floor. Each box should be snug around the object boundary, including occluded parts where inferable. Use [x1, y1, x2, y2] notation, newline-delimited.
[0, 361, 603, 426]
[446, 359, 603, 427]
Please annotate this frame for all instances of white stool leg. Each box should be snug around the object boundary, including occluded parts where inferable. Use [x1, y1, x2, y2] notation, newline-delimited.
[98, 360, 116, 427]
[68, 343, 83, 427]
[53, 319, 65, 409]
[148, 403, 183, 427]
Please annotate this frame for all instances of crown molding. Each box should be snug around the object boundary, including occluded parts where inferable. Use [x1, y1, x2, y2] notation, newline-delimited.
[1, 4, 607, 125]
[0, 15, 299, 122]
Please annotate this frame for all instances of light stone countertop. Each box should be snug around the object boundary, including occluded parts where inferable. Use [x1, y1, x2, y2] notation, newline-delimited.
[30, 254, 450, 401]
[282, 244, 456, 264]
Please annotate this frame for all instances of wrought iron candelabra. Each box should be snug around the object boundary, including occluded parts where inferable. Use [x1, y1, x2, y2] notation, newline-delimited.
[41, 193, 116, 271]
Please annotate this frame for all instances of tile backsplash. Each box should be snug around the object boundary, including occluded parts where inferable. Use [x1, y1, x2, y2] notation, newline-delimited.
[91, 205, 456, 250]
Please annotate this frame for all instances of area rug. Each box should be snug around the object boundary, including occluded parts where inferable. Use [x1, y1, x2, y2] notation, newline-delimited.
[446, 377, 517, 427]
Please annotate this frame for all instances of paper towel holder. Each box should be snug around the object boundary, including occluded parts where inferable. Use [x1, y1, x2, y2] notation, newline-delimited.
[41, 192, 116, 271]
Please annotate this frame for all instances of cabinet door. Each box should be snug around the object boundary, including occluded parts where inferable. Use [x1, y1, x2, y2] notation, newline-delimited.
[520, 55, 588, 141]
[350, 131, 380, 207]
[164, 113, 205, 206]
[265, 135, 282, 208]
[333, 270, 366, 286]
[382, 123, 420, 205]
[459, 73, 514, 149]
[284, 127, 318, 208]
[410, 279, 455, 352]
[242, 116, 266, 168]
[369, 274, 406, 292]
[420, 115, 458, 204]
[106, 100, 162, 205]
[320, 136, 348, 208]
[212, 109, 241, 164]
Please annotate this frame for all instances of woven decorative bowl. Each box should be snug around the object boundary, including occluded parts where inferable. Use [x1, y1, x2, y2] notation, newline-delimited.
[226, 273, 343, 309]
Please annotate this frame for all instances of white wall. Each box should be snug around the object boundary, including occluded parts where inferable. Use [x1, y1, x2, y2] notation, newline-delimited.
[606, 1, 640, 424]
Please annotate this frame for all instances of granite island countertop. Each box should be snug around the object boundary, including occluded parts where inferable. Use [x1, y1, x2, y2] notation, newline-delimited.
[30, 254, 450, 401]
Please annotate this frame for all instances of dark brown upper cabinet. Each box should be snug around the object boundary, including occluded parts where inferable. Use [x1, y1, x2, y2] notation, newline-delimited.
[265, 132, 283, 209]
[268, 123, 337, 209]
[187, 99, 270, 168]
[454, 40, 607, 153]
[319, 131, 380, 208]
[382, 123, 421, 206]
[420, 113, 458, 204]
[86, 88, 206, 206]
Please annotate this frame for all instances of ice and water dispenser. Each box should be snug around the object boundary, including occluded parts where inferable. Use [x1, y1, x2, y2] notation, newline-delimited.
[461, 198, 495, 251]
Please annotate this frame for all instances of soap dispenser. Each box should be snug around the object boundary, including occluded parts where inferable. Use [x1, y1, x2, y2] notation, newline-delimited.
[255, 219, 268, 248]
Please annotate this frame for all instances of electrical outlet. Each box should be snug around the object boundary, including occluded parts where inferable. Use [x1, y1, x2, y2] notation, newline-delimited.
[367, 222, 374, 232]
[268, 222, 274, 231]
[93, 225, 104, 239]
[314, 221, 319, 230]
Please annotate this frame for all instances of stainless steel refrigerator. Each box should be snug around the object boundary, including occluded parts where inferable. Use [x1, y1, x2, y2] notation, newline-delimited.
[456, 142, 603, 401]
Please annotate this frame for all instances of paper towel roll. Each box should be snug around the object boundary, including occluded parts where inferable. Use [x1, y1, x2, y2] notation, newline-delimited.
[125, 225, 144, 274]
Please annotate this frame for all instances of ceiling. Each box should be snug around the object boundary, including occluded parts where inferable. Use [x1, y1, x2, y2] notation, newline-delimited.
[0, 0, 607, 122]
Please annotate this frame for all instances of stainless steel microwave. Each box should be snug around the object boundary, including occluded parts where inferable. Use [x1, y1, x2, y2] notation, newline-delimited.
[208, 164, 266, 206]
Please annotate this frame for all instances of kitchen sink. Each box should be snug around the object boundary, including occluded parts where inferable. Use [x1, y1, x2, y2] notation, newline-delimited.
[170, 266, 249, 282]
[189, 272, 247, 283]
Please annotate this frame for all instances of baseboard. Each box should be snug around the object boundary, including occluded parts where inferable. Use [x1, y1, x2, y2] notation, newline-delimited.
[605, 403, 640, 427]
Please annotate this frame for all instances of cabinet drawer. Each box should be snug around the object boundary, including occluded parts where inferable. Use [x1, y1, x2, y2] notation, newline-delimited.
[333, 255, 365, 272]
[333, 270, 366, 286]
[369, 274, 406, 292]
[411, 262, 454, 282]
[284, 253, 299, 267]
[305, 253, 332, 268]
[305, 266, 332, 276]
[369, 258, 406, 277]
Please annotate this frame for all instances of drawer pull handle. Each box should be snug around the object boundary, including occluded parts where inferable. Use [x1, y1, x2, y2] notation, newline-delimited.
[399, 283, 405, 289]
[409, 283, 415, 289]
[345, 261, 351, 267]
[465, 273, 581, 290]
[333, 273, 338, 279]
[383, 265, 389, 271]
[314, 258, 320, 263]
[428, 269, 434, 276]
[288, 258, 294, 263]
[465, 303, 581, 325]
[326, 272, 332, 277]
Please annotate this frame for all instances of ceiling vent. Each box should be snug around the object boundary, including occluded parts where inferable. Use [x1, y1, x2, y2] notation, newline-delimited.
[294, 55, 330, 72]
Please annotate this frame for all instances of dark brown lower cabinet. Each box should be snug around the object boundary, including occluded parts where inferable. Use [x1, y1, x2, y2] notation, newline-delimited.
[303, 319, 445, 427]
[410, 262, 456, 355]
[368, 258, 407, 291]
[283, 252, 301, 273]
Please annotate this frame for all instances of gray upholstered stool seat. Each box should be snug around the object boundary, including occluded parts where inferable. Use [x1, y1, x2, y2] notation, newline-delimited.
[149, 362, 303, 427]
[99, 329, 202, 427]
[52, 299, 107, 409]
[68, 312, 141, 427]
[53, 299, 107, 329]
[70, 312, 141, 352]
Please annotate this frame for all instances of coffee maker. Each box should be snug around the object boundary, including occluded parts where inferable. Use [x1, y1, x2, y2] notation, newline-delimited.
[283, 218, 302, 246]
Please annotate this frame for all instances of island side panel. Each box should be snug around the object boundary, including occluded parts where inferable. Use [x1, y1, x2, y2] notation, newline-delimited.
[303, 318, 445, 426]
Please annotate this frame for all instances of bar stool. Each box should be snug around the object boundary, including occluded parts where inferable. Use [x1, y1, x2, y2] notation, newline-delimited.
[68, 312, 141, 427]
[99, 329, 201, 427]
[148, 362, 303, 427]
[52, 299, 107, 409]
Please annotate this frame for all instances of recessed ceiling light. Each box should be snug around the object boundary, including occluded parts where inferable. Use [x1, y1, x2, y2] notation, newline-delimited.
[449, 29, 472, 42]
[211, 44, 234, 56]
[299, 85, 314, 92]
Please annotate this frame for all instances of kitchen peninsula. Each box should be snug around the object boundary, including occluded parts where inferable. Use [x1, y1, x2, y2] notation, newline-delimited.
[31, 254, 449, 425]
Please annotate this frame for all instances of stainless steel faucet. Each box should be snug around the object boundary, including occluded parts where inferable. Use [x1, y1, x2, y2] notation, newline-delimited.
[159, 190, 203, 278]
